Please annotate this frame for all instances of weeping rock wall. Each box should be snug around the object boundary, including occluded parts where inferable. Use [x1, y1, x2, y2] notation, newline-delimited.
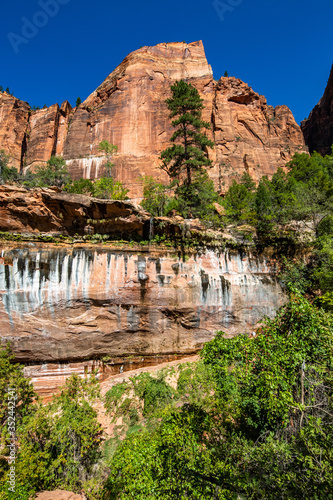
[0, 41, 307, 196]
[0, 242, 285, 395]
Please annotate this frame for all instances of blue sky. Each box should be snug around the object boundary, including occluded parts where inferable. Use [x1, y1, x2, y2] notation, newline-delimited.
[1, 0, 332, 124]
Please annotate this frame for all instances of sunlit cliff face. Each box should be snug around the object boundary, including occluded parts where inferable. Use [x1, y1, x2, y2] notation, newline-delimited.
[0, 243, 285, 365]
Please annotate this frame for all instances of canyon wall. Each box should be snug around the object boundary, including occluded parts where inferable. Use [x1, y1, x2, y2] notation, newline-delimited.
[0, 41, 307, 196]
[301, 64, 333, 156]
[0, 242, 285, 394]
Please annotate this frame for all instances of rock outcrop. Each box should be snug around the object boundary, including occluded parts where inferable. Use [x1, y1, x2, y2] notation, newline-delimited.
[0, 186, 286, 394]
[25, 101, 72, 168]
[301, 64, 333, 155]
[0, 185, 151, 236]
[212, 77, 306, 188]
[0, 92, 30, 170]
[0, 41, 307, 196]
[1, 242, 285, 393]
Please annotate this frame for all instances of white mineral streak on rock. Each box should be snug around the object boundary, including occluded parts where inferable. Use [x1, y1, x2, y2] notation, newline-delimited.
[65, 156, 105, 179]
[0, 245, 284, 379]
[0, 248, 280, 321]
[0, 244, 286, 396]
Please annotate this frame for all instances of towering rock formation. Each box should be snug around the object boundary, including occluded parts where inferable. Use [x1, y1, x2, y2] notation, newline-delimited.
[301, 64, 333, 156]
[0, 41, 307, 196]
[0, 92, 30, 170]
[25, 101, 73, 168]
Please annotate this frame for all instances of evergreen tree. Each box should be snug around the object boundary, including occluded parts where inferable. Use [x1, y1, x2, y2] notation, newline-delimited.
[160, 80, 214, 189]
[76, 97, 82, 107]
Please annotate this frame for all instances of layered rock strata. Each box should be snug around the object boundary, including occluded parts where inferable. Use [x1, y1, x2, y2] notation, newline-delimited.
[301, 64, 333, 156]
[0, 242, 285, 395]
[0, 41, 307, 195]
[0, 185, 151, 236]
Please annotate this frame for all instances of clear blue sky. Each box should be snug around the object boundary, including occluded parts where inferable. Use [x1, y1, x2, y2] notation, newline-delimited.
[1, 0, 332, 124]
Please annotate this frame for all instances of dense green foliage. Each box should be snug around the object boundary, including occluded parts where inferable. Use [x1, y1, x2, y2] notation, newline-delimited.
[0, 141, 129, 199]
[28, 156, 71, 188]
[64, 177, 129, 200]
[223, 149, 333, 232]
[0, 344, 35, 446]
[0, 155, 72, 189]
[103, 293, 333, 499]
[0, 151, 20, 184]
[140, 176, 172, 216]
[222, 149, 333, 310]
[64, 177, 95, 195]
[0, 356, 103, 500]
[16, 374, 102, 497]
[93, 177, 129, 200]
[140, 171, 221, 220]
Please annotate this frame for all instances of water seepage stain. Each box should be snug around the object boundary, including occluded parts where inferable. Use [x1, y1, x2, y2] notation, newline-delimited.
[220, 275, 231, 295]
[171, 262, 179, 275]
[200, 270, 210, 300]
[157, 275, 165, 286]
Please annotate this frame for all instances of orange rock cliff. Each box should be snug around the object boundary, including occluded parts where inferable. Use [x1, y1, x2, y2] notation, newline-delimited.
[301, 64, 333, 156]
[0, 41, 307, 197]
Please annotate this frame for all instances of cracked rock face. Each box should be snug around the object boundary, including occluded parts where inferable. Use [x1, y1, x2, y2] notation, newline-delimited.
[0, 41, 307, 196]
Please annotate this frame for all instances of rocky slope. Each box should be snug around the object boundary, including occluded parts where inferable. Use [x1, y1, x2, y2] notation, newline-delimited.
[0, 41, 307, 196]
[301, 64, 333, 155]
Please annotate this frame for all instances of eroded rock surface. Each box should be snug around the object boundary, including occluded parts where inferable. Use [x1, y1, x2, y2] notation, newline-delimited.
[25, 101, 72, 168]
[0, 243, 285, 369]
[0, 185, 150, 236]
[212, 77, 306, 189]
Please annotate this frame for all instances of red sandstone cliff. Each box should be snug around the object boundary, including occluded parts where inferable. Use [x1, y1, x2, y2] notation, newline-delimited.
[301, 64, 333, 156]
[0, 92, 30, 170]
[0, 41, 307, 195]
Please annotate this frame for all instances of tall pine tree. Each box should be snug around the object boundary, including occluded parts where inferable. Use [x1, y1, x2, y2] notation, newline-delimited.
[160, 80, 214, 189]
